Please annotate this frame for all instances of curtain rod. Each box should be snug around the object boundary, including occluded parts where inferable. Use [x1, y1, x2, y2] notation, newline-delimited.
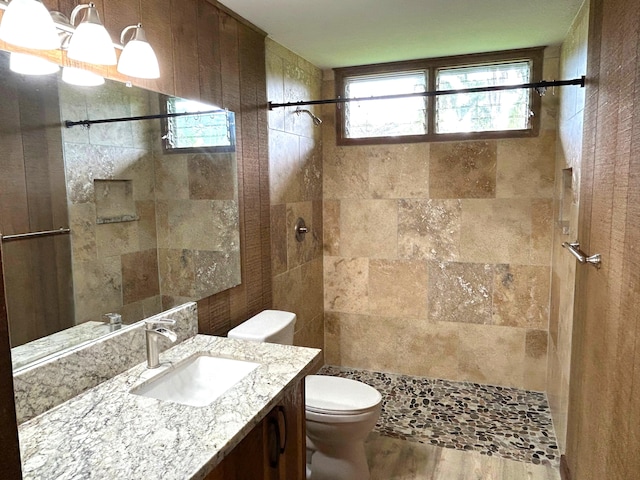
[64, 109, 227, 129]
[268, 76, 586, 110]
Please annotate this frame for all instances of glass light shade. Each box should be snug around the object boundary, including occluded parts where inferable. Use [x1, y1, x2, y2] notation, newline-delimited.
[0, 0, 59, 50]
[117, 39, 160, 79]
[67, 4, 116, 66]
[62, 66, 104, 86]
[9, 52, 59, 75]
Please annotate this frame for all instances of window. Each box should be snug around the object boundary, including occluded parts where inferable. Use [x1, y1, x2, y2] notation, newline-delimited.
[161, 96, 235, 153]
[334, 48, 543, 145]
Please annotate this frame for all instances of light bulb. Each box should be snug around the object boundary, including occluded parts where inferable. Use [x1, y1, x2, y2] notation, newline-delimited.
[66, 3, 116, 66]
[0, 0, 59, 50]
[9, 52, 59, 75]
[117, 24, 160, 79]
[62, 66, 104, 86]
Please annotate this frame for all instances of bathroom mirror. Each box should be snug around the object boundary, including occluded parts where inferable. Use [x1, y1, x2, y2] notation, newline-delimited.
[0, 50, 241, 370]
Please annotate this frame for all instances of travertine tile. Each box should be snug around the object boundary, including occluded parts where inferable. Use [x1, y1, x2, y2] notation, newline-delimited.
[458, 324, 526, 387]
[323, 147, 369, 199]
[459, 199, 532, 264]
[496, 131, 556, 198]
[397, 320, 459, 379]
[188, 153, 236, 200]
[398, 199, 461, 261]
[153, 154, 190, 200]
[300, 136, 323, 201]
[492, 264, 551, 329]
[73, 258, 122, 323]
[270, 204, 287, 275]
[300, 257, 324, 330]
[369, 259, 428, 318]
[428, 261, 494, 325]
[193, 249, 241, 297]
[339, 199, 398, 258]
[324, 312, 399, 372]
[95, 221, 139, 258]
[158, 248, 195, 298]
[368, 143, 429, 198]
[269, 128, 301, 204]
[272, 265, 303, 320]
[121, 249, 160, 304]
[430, 141, 497, 198]
[323, 199, 340, 255]
[525, 329, 549, 391]
[324, 256, 369, 313]
[531, 198, 554, 265]
[286, 201, 314, 268]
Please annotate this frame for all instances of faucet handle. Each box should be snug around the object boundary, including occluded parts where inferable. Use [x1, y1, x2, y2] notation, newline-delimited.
[145, 318, 177, 329]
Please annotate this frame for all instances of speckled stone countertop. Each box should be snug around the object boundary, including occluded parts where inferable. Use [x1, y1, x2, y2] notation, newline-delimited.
[18, 334, 321, 480]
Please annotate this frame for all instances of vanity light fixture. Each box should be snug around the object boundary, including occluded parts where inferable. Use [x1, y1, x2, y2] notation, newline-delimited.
[61, 66, 105, 86]
[117, 24, 160, 79]
[0, 0, 59, 50]
[9, 52, 59, 75]
[66, 2, 116, 66]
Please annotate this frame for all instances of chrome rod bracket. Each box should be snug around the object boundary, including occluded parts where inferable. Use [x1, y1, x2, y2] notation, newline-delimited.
[562, 242, 601, 269]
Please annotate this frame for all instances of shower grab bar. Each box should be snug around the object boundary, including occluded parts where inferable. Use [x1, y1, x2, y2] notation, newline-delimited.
[1, 228, 71, 242]
[562, 242, 601, 268]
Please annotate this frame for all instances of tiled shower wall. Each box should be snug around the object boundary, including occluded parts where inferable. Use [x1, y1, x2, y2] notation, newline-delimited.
[266, 39, 324, 349]
[547, 0, 589, 452]
[60, 81, 240, 326]
[322, 48, 561, 391]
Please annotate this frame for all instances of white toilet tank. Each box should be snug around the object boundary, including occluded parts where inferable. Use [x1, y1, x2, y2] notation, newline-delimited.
[227, 310, 296, 345]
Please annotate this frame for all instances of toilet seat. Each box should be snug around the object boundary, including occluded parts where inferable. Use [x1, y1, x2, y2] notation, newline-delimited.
[305, 375, 382, 416]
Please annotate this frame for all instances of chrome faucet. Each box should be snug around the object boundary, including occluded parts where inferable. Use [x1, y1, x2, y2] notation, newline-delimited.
[144, 319, 177, 369]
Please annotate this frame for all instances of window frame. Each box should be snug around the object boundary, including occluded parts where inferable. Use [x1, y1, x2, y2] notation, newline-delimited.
[334, 47, 544, 146]
[160, 95, 236, 155]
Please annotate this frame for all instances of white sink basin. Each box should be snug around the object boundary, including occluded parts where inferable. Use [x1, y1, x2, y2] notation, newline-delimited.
[131, 354, 260, 407]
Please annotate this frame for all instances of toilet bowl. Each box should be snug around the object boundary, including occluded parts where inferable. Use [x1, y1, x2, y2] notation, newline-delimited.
[305, 375, 382, 480]
[227, 310, 382, 480]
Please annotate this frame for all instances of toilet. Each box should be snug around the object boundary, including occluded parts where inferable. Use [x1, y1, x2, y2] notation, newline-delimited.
[228, 310, 382, 480]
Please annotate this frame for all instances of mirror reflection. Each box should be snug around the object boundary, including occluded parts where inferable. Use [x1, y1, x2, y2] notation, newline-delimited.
[0, 50, 241, 370]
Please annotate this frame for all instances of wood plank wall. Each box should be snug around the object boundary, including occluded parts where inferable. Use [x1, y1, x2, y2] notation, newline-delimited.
[564, 0, 640, 478]
[0, 1, 271, 477]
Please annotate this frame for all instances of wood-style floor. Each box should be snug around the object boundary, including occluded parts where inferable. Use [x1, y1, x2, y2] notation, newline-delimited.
[365, 433, 561, 480]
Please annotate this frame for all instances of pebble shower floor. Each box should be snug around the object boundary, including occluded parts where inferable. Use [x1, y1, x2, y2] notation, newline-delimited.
[319, 366, 559, 467]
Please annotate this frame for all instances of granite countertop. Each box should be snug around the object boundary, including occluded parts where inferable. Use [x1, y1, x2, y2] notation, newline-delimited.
[18, 334, 322, 480]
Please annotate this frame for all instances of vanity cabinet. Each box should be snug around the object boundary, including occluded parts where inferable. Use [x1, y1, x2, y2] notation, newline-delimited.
[204, 379, 306, 480]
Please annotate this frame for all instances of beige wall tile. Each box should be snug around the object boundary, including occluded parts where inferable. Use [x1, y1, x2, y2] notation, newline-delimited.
[492, 265, 551, 329]
[323, 199, 340, 255]
[273, 265, 303, 318]
[430, 141, 497, 198]
[187, 153, 236, 200]
[369, 259, 428, 319]
[294, 313, 324, 352]
[458, 324, 526, 387]
[324, 147, 370, 199]
[270, 204, 288, 275]
[340, 199, 398, 258]
[368, 143, 429, 199]
[525, 329, 549, 391]
[496, 131, 556, 198]
[397, 321, 460, 379]
[300, 257, 324, 331]
[459, 199, 532, 264]
[324, 256, 369, 314]
[325, 311, 400, 372]
[269, 128, 301, 204]
[531, 198, 554, 265]
[121, 249, 160, 304]
[428, 262, 494, 325]
[398, 199, 461, 261]
[287, 201, 314, 269]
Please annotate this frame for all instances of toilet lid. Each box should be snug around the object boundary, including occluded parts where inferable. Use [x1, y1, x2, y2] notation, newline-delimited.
[305, 375, 382, 415]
